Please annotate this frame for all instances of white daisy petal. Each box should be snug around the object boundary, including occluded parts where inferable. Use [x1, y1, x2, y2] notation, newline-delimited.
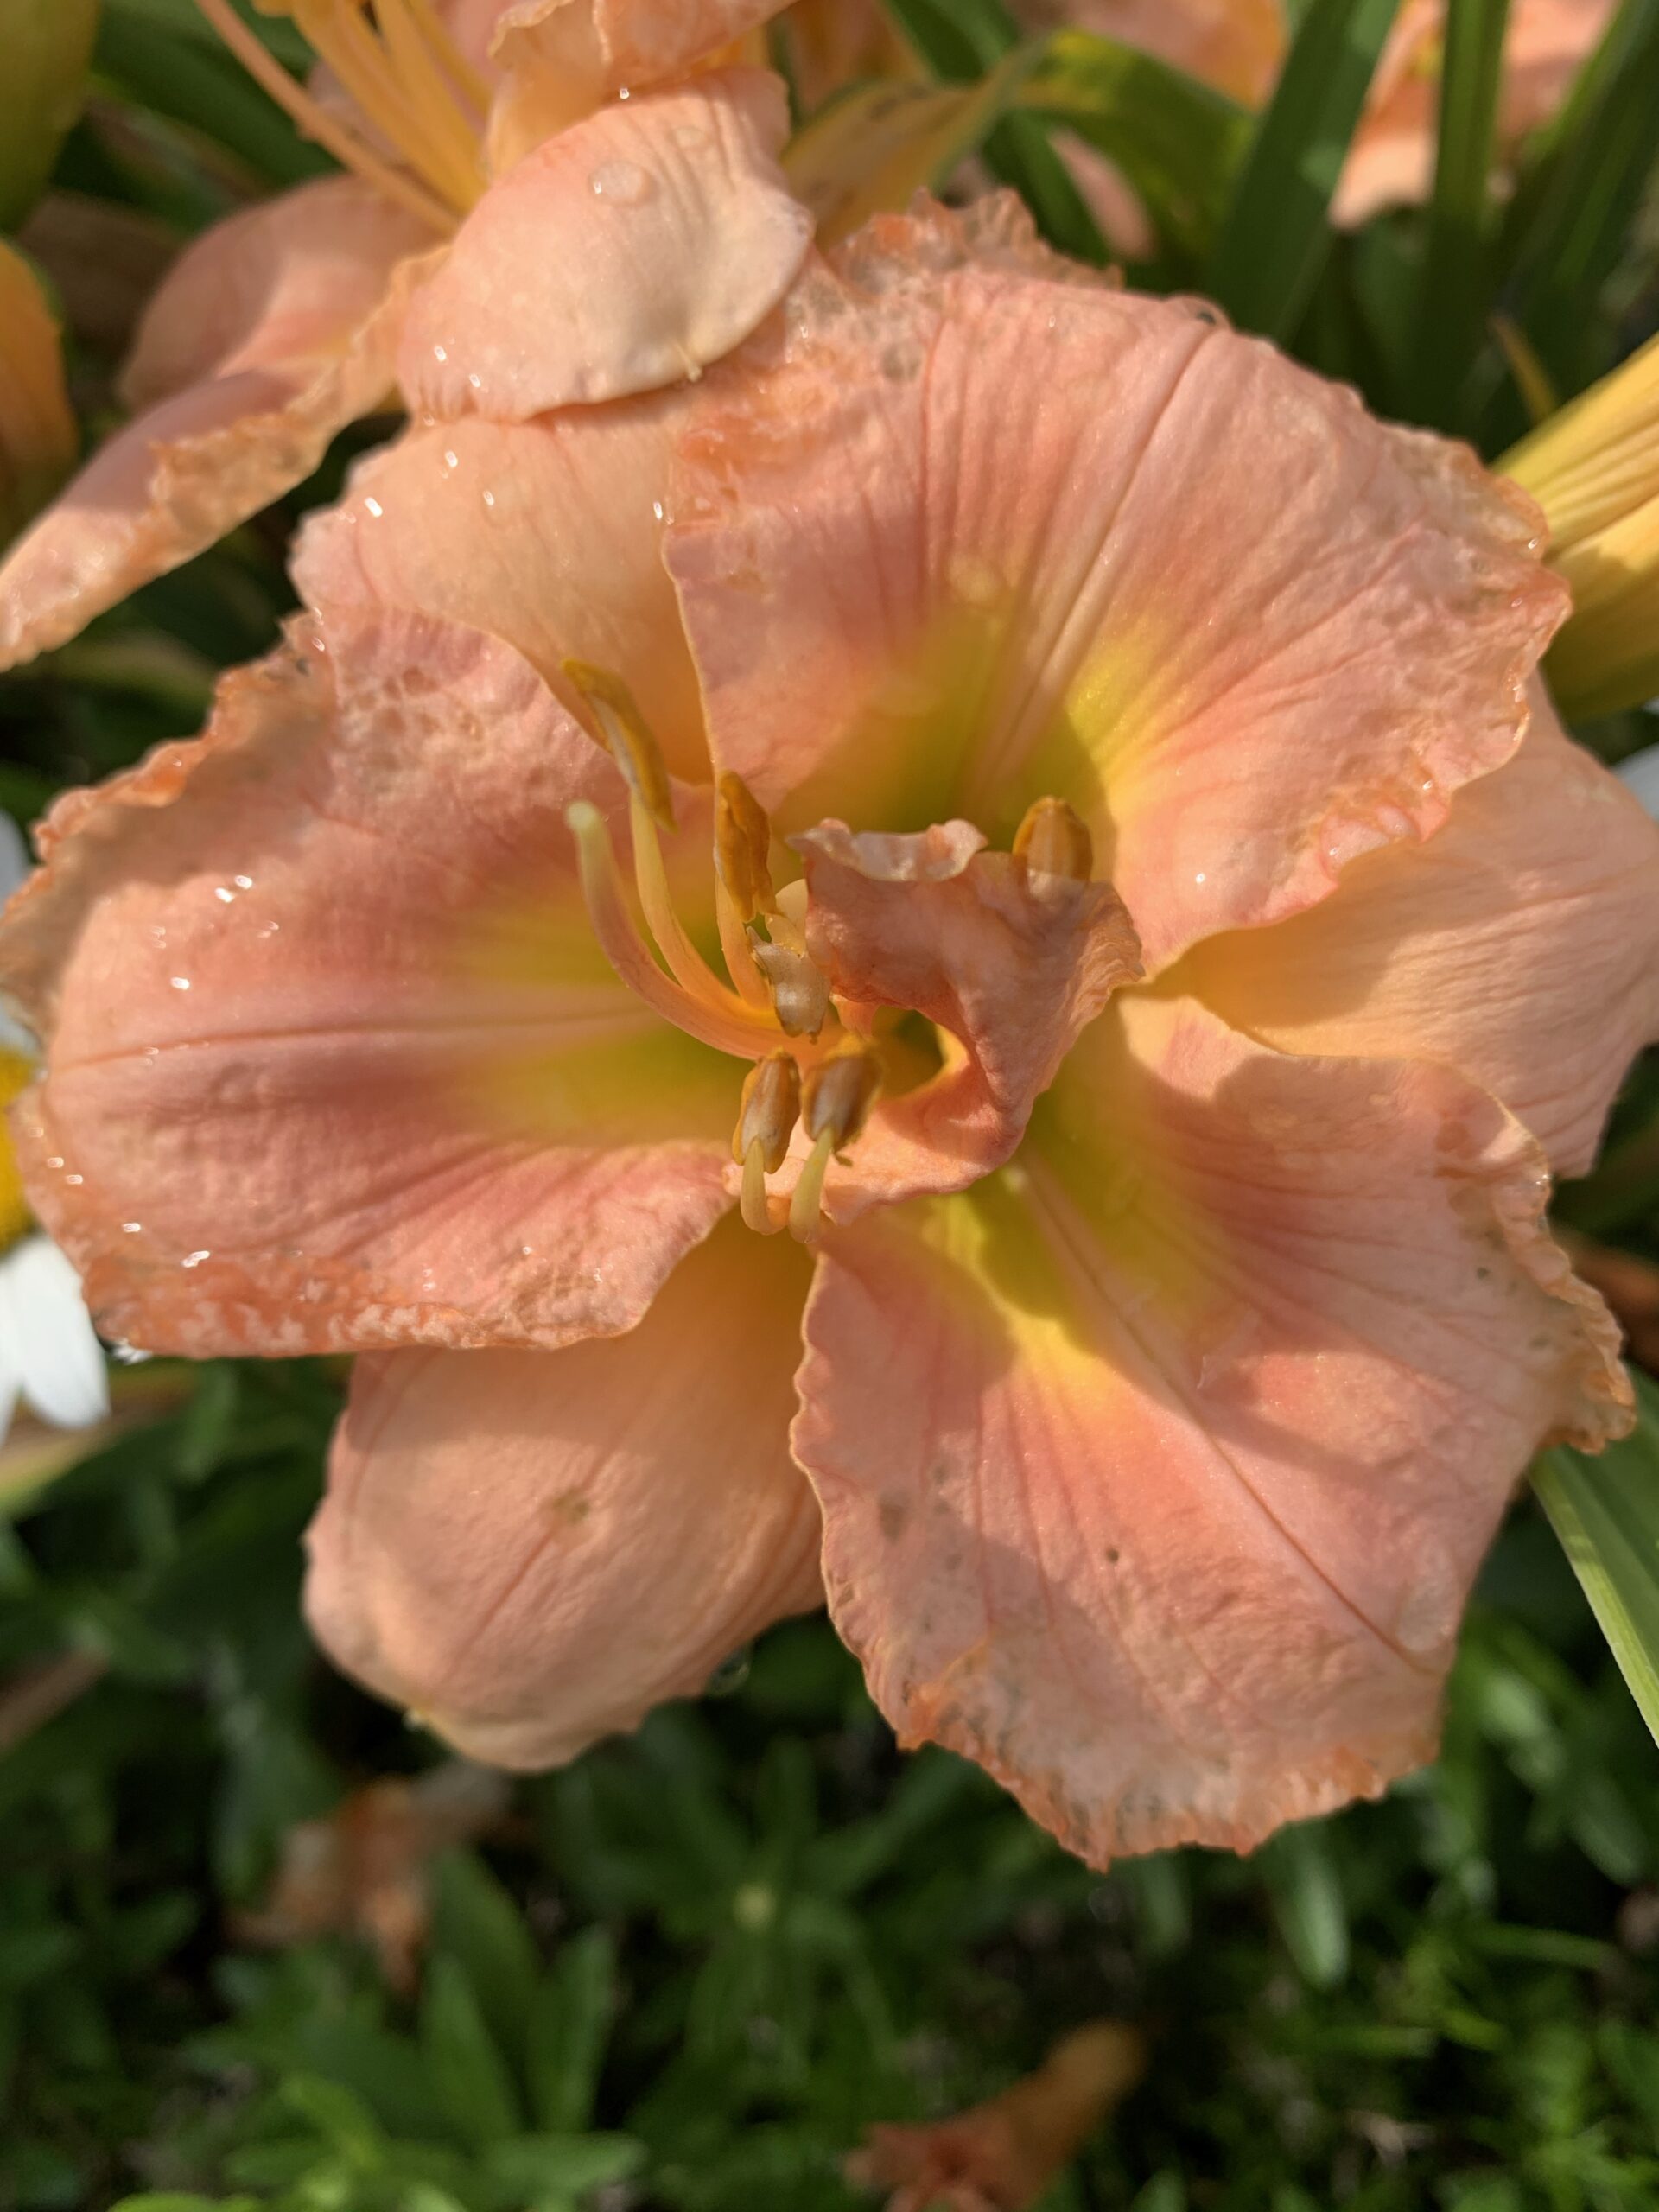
[0, 1267, 22, 1440]
[0, 1236, 109, 1428]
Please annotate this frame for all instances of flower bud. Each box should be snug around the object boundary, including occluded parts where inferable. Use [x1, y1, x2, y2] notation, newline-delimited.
[1503, 330, 1659, 720]
[0, 243, 76, 548]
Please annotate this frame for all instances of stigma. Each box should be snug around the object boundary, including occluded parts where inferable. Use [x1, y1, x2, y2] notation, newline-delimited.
[194, 0, 486, 231]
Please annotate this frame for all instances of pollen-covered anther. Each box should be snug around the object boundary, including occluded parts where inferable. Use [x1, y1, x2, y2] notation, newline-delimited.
[733, 1050, 802, 1236]
[715, 772, 775, 923]
[563, 659, 676, 831]
[788, 1046, 882, 1244]
[747, 933, 831, 1040]
[1014, 795, 1094, 884]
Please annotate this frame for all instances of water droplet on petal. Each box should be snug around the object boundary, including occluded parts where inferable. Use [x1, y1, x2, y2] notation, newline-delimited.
[169, 976, 191, 991]
[432, 342, 448, 362]
[181, 1249, 211, 1268]
[363, 496, 384, 518]
[122, 1222, 142, 1234]
[588, 159, 653, 205]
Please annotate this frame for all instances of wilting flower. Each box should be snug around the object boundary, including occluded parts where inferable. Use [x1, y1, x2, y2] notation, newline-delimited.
[4, 196, 1657, 1862]
[233, 1759, 511, 1993]
[1503, 329, 1659, 721]
[0, 0, 810, 671]
[849, 2021, 1145, 2212]
[0, 814, 106, 1440]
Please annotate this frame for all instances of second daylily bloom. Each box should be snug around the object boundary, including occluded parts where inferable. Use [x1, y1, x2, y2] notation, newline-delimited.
[4, 196, 1657, 1861]
[0, 0, 810, 671]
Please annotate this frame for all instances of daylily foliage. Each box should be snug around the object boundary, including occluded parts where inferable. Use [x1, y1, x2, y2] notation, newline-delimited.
[1, 0, 1658, 1878]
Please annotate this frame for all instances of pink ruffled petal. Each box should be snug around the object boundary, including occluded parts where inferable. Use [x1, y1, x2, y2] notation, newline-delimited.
[775, 817, 1141, 1218]
[292, 396, 709, 779]
[0, 609, 735, 1357]
[400, 72, 811, 420]
[1182, 692, 1659, 1178]
[304, 1214, 822, 1768]
[0, 181, 434, 671]
[665, 199, 1564, 972]
[791, 995, 1627, 1863]
[490, 0, 787, 114]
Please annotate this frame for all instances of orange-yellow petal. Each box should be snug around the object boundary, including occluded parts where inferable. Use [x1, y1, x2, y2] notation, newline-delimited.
[0, 179, 434, 672]
[1181, 690, 1659, 1179]
[305, 1214, 822, 1767]
[400, 71, 811, 419]
[665, 198, 1563, 971]
[0, 608, 734, 1357]
[792, 995, 1626, 1863]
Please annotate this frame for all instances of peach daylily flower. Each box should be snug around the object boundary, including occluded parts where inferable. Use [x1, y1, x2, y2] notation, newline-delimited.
[0, 0, 809, 671]
[1334, 0, 1617, 226]
[1014, 0, 1611, 249]
[4, 198, 1657, 1861]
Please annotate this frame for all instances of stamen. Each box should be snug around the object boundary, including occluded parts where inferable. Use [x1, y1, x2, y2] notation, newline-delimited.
[1014, 796, 1094, 883]
[734, 1051, 801, 1236]
[566, 803, 785, 1058]
[716, 880, 774, 1011]
[291, 0, 483, 210]
[748, 932, 831, 1039]
[715, 772, 775, 921]
[193, 0, 455, 232]
[563, 660, 677, 831]
[788, 1046, 881, 1243]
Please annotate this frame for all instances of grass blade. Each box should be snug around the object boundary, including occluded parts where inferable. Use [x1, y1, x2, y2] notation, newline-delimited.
[1204, 0, 1400, 340]
[1410, 0, 1510, 424]
[1019, 29, 1253, 261]
[1533, 1370, 1659, 1746]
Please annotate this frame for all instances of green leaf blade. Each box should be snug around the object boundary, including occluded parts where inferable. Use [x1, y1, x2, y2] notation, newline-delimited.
[1205, 0, 1401, 340]
[1533, 1370, 1659, 1746]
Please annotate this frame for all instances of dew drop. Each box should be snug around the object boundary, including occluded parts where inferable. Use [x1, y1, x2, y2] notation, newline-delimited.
[588, 158, 653, 205]
[432, 342, 448, 362]
[169, 976, 191, 991]
[181, 1249, 211, 1268]
[652, 499, 665, 522]
[64, 1173, 83, 1186]
[214, 886, 236, 904]
[43, 1156, 63, 1170]
[481, 488, 496, 508]
[442, 448, 460, 471]
[1193, 871, 1206, 885]
[363, 496, 385, 518]
[233, 874, 253, 890]
[467, 371, 482, 390]
[122, 1222, 142, 1234]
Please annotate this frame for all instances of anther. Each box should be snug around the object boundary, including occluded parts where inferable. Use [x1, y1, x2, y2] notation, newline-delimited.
[715, 772, 775, 922]
[733, 1051, 801, 1236]
[748, 934, 831, 1039]
[563, 659, 676, 831]
[1014, 796, 1093, 883]
[789, 1046, 881, 1243]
